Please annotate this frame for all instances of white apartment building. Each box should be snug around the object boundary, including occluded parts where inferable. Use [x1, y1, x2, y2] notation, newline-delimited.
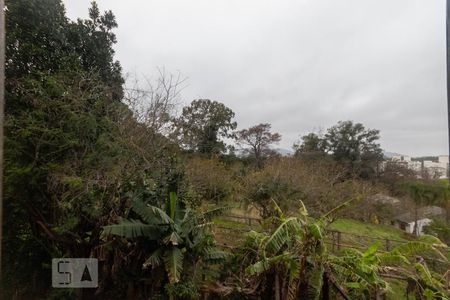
[389, 155, 449, 179]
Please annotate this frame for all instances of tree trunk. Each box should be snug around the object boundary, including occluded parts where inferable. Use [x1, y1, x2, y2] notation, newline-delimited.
[322, 272, 330, 300]
[414, 206, 419, 236]
[446, 199, 450, 224]
[274, 272, 280, 300]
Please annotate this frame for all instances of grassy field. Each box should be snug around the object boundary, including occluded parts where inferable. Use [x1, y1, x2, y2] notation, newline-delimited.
[213, 215, 416, 251]
[326, 218, 414, 251]
[327, 218, 412, 241]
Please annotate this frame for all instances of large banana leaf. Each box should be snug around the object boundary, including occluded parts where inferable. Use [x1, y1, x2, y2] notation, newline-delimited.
[103, 219, 159, 238]
[143, 248, 163, 269]
[266, 217, 302, 254]
[306, 264, 325, 300]
[164, 246, 184, 283]
[203, 247, 228, 263]
[391, 241, 448, 261]
[132, 198, 173, 225]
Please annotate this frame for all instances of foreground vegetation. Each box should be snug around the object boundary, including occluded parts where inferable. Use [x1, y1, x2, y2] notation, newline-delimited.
[3, 1, 450, 299]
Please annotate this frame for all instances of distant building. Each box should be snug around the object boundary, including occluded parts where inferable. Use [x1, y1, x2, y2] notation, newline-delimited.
[439, 155, 449, 164]
[423, 156, 448, 179]
[387, 155, 449, 179]
[391, 155, 411, 162]
[392, 206, 444, 235]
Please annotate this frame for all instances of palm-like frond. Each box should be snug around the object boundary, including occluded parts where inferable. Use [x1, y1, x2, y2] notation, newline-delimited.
[266, 217, 301, 254]
[415, 263, 439, 288]
[320, 198, 356, 223]
[329, 247, 386, 292]
[297, 200, 309, 222]
[363, 242, 381, 258]
[308, 223, 324, 240]
[203, 247, 229, 263]
[168, 191, 177, 221]
[132, 198, 173, 225]
[246, 253, 291, 275]
[103, 219, 158, 238]
[378, 253, 409, 265]
[163, 231, 182, 246]
[164, 246, 184, 283]
[287, 277, 300, 300]
[271, 199, 286, 220]
[306, 264, 325, 300]
[243, 230, 267, 250]
[246, 258, 270, 275]
[417, 234, 447, 247]
[329, 260, 376, 291]
[286, 258, 300, 283]
[181, 207, 229, 232]
[143, 248, 163, 269]
[391, 241, 448, 261]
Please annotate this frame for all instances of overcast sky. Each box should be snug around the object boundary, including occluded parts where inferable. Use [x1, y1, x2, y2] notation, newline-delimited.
[63, 0, 447, 156]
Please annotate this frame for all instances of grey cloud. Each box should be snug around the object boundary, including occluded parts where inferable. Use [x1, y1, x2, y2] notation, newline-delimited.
[63, 0, 448, 156]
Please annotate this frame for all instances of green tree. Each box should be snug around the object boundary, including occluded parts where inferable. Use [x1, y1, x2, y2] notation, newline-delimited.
[3, 70, 128, 296]
[294, 132, 327, 160]
[3, 1, 127, 296]
[6, 0, 124, 104]
[324, 121, 382, 178]
[67, 1, 124, 99]
[175, 99, 237, 154]
[5, 0, 69, 78]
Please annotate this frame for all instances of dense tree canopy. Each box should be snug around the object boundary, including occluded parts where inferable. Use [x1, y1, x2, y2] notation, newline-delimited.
[294, 132, 327, 160]
[175, 99, 237, 154]
[296, 121, 382, 177]
[324, 121, 382, 177]
[4, 1, 140, 297]
[6, 0, 124, 104]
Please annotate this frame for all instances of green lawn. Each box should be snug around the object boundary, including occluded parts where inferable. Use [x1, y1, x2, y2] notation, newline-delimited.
[213, 216, 256, 230]
[326, 218, 414, 252]
[328, 218, 412, 241]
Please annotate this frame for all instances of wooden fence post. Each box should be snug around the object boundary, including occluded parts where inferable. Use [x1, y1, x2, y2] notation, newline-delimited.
[446, 271, 450, 290]
[337, 231, 341, 250]
[331, 231, 335, 252]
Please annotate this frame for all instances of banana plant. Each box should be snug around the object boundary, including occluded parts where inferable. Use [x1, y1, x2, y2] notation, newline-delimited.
[103, 191, 228, 284]
[244, 200, 339, 300]
[241, 200, 450, 300]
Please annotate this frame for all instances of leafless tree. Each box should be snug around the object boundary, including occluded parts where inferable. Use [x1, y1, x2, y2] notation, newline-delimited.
[117, 69, 187, 171]
[123, 68, 187, 135]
